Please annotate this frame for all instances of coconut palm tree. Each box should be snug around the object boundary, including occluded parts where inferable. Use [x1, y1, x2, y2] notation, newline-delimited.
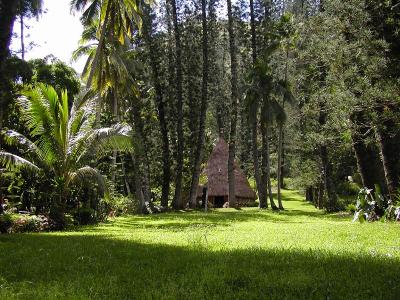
[70, 0, 144, 88]
[0, 84, 133, 224]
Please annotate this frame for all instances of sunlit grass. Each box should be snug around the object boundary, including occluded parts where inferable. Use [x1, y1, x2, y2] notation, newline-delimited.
[0, 190, 399, 299]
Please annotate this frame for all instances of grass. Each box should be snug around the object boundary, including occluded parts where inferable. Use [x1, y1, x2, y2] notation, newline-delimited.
[0, 190, 399, 299]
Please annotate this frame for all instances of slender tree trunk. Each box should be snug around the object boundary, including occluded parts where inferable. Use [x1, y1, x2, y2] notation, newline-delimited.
[189, 0, 208, 208]
[169, 0, 184, 209]
[227, 0, 238, 208]
[143, 5, 170, 207]
[261, 120, 277, 209]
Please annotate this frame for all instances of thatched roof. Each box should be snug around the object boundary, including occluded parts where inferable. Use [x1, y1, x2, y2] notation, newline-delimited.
[202, 138, 256, 200]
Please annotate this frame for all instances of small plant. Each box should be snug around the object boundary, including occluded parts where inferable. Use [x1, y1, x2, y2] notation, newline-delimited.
[353, 186, 400, 223]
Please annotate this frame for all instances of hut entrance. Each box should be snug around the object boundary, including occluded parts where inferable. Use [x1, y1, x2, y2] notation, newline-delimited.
[214, 196, 225, 208]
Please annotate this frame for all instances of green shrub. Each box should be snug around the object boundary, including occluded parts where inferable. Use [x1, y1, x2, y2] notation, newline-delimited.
[353, 186, 400, 223]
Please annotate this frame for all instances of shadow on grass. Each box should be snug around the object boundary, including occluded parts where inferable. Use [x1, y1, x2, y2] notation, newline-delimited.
[0, 234, 398, 299]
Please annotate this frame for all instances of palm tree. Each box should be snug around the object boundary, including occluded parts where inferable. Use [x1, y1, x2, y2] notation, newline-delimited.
[0, 84, 133, 224]
[72, 20, 134, 123]
[70, 0, 143, 88]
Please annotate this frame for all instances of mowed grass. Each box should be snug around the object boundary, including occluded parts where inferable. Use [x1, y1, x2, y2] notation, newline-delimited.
[1, 190, 400, 299]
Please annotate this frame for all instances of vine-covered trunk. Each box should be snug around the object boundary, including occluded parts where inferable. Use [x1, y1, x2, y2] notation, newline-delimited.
[189, 0, 208, 208]
[143, 5, 170, 207]
[319, 105, 337, 211]
[227, 0, 238, 208]
[249, 0, 264, 209]
[169, 0, 185, 209]
[132, 100, 152, 205]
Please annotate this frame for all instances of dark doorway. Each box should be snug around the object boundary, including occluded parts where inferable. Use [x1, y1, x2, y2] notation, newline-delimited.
[214, 196, 225, 208]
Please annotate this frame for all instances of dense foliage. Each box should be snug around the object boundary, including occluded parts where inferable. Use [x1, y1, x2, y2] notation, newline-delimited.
[1, 0, 400, 225]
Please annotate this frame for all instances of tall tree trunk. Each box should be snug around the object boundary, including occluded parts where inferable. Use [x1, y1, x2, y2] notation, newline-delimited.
[169, 0, 184, 209]
[189, 0, 208, 208]
[227, 0, 238, 208]
[261, 119, 277, 209]
[143, 5, 170, 207]
[319, 105, 337, 211]
[249, 0, 264, 209]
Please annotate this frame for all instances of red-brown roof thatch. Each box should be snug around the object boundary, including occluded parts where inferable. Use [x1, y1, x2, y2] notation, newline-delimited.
[202, 138, 256, 200]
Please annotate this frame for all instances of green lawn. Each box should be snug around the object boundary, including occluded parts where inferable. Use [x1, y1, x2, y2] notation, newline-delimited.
[1, 190, 399, 299]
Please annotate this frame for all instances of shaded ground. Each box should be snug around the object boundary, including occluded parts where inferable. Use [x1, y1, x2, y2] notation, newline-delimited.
[1, 190, 399, 299]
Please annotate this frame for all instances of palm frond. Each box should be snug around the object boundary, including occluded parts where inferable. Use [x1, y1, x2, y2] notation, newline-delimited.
[1, 130, 44, 163]
[70, 166, 108, 195]
[0, 151, 40, 172]
[77, 124, 134, 163]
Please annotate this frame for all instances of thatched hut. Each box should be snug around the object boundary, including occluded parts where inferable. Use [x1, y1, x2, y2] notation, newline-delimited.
[198, 138, 257, 207]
